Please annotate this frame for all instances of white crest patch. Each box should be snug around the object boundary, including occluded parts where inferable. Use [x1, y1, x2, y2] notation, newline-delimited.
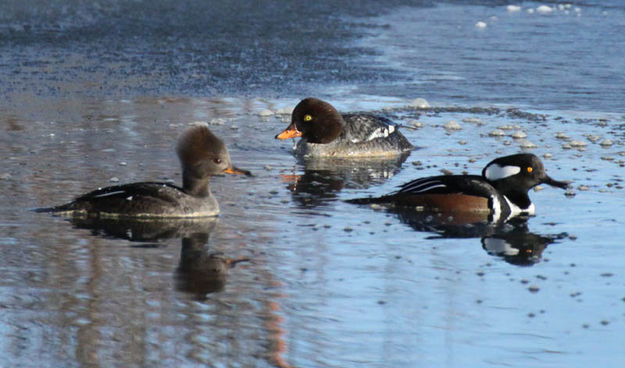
[484, 164, 521, 181]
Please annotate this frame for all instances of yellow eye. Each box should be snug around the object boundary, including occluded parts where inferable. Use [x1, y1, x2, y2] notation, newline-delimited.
[304, 114, 312, 122]
[527, 166, 533, 173]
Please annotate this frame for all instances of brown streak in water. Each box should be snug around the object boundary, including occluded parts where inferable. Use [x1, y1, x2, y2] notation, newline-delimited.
[265, 287, 294, 368]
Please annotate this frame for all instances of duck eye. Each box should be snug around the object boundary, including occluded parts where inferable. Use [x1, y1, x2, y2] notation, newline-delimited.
[304, 114, 313, 122]
[526, 166, 533, 173]
[213, 158, 222, 164]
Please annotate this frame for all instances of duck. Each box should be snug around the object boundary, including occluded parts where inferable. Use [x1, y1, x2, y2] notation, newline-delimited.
[275, 97, 414, 157]
[347, 153, 570, 223]
[36, 123, 250, 218]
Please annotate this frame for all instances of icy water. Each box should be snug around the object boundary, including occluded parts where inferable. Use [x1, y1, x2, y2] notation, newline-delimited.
[1, 1, 625, 367]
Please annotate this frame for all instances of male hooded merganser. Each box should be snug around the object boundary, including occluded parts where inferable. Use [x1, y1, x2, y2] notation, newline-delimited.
[36, 123, 250, 218]
[275, 97, 414, 157]
[348, 153, 570, 223]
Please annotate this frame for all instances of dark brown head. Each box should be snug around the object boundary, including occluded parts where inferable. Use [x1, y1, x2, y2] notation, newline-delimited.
[176, 124, 250, 195]
[275, 97, 345, 144]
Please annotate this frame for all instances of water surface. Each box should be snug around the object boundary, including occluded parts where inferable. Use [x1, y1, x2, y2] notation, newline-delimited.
[1, 1, 625, 367]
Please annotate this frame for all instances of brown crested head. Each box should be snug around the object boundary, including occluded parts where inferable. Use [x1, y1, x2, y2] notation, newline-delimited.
[176, 123, 232, 179]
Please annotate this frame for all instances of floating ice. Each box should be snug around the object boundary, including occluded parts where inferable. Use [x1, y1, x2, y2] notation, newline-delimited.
[258, 109, 274, 117]
[475, 21, 487, 29]
[498, 124, 520, 130]
[585, 135, 601, 143]
[410, 98, 430, 108]
[407, 120, 424, 129]
[209, 118, 226, 126]
[462, 117, 484, 125]
[536, 5, 554, 15]
[506, 5, 521, 13]
[600, 139, 614, 147]
[444, 120, 462, 131]
[555, 132, 570, 140]
[511, 130, 527, 139]
[489, 129, 505, 137]
[275, 106, 294, 115]
[520, 140, 537, 148]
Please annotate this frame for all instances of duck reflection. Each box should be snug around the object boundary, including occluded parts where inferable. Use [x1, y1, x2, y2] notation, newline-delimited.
[480, 222, 567, 266]
[386, 208, 567, 265]
[175, 232, 249, 299]
[66, 216, 248, 297]
[285, 153, 410, 208]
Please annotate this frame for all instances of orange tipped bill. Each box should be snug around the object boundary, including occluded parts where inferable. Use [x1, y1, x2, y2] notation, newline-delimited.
[275, 123, 302, 140]
[225, 166, 253, 176]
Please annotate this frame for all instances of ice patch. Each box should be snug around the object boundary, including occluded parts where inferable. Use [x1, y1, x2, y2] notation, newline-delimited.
[536, 5, 554, 15]
[506, 5, 521, 13]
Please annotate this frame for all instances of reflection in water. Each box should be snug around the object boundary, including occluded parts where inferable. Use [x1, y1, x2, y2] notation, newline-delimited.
[175, 232, 249, 300]
[285, 153, 410, 208]
[48, 215, 292, 366]
[67, 216, 249, 296]
[386, 208, 567, 265]
[480, 220, 568, 266]
[67, 215, 218, 242]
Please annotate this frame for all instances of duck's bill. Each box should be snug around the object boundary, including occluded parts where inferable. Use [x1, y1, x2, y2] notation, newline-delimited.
[225, 166, 253, 176]
[543, 176, 571, 189]
[275, 123, 302, 140]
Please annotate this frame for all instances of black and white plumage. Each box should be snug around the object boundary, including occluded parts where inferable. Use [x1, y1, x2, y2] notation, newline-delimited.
[275, 97, 414, 157]
[36, 124, 251, 218]
[348, 153, 570, 223]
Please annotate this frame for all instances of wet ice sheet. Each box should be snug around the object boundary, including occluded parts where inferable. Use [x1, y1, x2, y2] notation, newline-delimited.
[1, 96, 625, 367]
[350, 1, 625, 113]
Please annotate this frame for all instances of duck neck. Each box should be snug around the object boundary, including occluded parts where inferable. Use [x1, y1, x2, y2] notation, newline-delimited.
[500, 189, 532, 210]
[182, 170, 211, 198]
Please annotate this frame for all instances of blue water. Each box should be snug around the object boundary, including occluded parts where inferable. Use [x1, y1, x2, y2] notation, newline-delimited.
[1, 1, 625, 367]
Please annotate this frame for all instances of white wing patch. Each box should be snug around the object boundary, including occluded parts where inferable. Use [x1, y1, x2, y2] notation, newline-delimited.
[484, 164, 521, 181]
[399, 179, 447, 194]
[93, 190, 126, 198]
[364, 125, 395, 142]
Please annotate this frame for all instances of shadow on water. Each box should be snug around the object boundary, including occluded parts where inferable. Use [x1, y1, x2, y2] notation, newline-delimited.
[66, 216, 250, 300]
[381, 208, 568, 266]
[284, 152, 411, 208]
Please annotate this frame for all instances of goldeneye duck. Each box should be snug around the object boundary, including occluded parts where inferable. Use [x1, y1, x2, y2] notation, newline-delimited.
[36, 123, 251, 218]
[348, 153, 570, 223]
[275, 97, 414, 157]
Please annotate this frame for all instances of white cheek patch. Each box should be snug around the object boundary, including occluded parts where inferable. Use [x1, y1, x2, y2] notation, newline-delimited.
[484, 164, 521, 181]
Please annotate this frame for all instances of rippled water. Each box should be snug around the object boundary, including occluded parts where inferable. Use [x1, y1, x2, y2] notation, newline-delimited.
[2, 1, 625, 367]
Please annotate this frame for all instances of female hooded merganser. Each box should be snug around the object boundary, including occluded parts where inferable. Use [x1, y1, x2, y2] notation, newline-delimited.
[348, 153, 570, 223]
[275, 97, 414, 157]
[37, 123, 250, 218]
